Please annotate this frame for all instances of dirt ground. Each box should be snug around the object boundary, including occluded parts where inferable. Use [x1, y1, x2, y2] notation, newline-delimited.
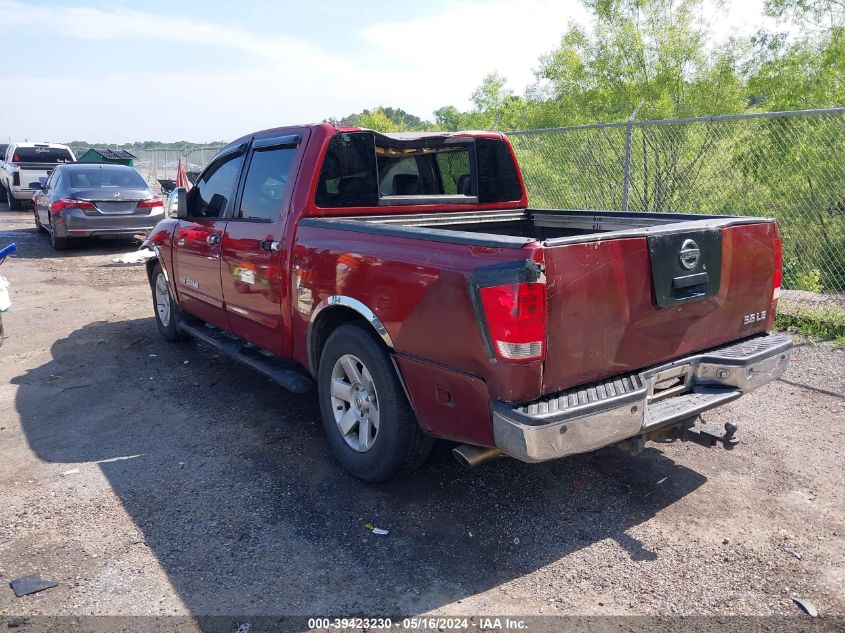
[0, 206, 843, 625]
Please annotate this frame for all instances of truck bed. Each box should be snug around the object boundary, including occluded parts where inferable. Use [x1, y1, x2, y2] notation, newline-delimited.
[299, 207, 779, 398]
[302, 209, 767, 247]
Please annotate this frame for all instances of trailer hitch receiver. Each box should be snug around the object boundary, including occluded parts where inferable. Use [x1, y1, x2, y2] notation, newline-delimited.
[683, 421, 739, 450]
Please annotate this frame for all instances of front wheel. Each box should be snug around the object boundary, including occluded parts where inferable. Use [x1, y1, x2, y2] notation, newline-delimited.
[150, 261, 187, 341]
[318, 323, 432, 482]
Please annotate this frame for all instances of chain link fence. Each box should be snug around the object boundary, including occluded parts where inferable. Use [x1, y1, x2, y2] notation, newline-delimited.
[509, 108, 845, 298]
[66, 109, 845, 297]
[69, 146, 225, 193]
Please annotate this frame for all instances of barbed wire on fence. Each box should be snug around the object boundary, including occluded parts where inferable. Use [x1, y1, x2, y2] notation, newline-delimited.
[509, 108, 845, 295]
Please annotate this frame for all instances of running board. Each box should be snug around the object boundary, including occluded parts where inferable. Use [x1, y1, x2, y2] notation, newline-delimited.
[178, 320, 314, 394]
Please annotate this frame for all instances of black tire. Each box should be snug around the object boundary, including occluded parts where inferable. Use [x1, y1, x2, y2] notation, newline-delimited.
[49, 221, 71, 250]
[0, 185, 7, 203]
[34, 210, 47, 233]
[318, 322, 432, 482]
[150, 261, 187, 341]
[7, 188, 21, 211]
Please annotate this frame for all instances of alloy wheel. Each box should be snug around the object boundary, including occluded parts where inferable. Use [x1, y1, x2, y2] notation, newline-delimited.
[329, 353, 380, 452]
[154, 273, 171, 327]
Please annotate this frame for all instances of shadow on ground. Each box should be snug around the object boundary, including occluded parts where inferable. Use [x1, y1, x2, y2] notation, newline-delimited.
[0, 221, 141, 260]
[13, 318, 707, 616]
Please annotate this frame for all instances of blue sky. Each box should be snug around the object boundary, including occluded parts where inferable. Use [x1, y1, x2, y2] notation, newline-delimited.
[1, 0, 772, 143]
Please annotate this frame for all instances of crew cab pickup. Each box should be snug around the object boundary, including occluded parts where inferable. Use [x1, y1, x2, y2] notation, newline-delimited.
[144, 124, 791, 481]
[1, 142, 76, 210]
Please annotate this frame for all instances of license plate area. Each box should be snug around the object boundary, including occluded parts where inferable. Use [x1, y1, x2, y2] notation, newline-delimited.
[648, 365, 692, 402]
[93, 201, 139, 215]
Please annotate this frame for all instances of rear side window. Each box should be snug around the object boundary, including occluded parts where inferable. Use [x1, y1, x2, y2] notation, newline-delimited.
[187, 152, 244, 218]
[238, 147, 297, 221]
[12, 146, 74, 163]
[315, 133, 378, 208]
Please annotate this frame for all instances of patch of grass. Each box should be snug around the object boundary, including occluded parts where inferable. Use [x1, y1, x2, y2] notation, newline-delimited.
[775, 306, 845, 347]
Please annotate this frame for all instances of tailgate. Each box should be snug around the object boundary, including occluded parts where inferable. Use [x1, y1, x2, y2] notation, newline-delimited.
[13, 165, 52, 187]
[540, 220, 779, 393]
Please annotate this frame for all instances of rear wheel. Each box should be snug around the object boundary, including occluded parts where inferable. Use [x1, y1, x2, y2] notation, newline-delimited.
[49, 220, 70, 250]
[318, 322, 431, 482]
[6, 188, 21, 210]
[33, 210, 46, 233]
[151, 261, 186, 341]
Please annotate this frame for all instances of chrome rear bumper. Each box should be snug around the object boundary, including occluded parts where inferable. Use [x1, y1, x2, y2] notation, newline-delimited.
[492, 334, 793, 463]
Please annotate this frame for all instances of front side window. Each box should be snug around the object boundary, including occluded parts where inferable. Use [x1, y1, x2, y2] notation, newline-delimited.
[238, 147, 297, 221]
[378, 156, 421, 195]
[45, 169, 59, 190]
[187, 152, 244, 218]
[436, 149, 471, 195]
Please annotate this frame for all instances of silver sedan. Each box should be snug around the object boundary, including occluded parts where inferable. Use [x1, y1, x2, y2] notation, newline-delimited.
[32, 163, 164, 250]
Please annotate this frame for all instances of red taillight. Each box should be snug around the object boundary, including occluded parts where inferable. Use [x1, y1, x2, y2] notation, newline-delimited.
[478, 282, 546, 361]
[50, 198, 95, 213]
[773, 227, 783, 300]
[138, 199, 163, 209]
[12, 154, 19, 162]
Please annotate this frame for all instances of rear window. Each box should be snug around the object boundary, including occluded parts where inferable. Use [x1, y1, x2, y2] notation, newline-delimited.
[315, 132, 522, 208]
[65, 168, 148, 190]
[12, 146, 74, 164]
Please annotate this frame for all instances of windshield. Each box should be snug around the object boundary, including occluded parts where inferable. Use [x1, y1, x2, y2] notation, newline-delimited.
[12, 146, 74, 163]
[65, 168, 149, 190]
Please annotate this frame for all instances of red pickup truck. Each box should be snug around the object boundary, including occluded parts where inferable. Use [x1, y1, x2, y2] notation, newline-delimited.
[144, 124, 791, 481]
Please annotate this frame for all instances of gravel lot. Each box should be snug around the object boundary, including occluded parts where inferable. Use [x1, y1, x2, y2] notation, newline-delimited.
[0, 207, 842, 625]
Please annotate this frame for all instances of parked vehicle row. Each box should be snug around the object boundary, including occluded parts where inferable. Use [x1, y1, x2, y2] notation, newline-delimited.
[1, 140, 165, 250]
[144, 123, 791, 482]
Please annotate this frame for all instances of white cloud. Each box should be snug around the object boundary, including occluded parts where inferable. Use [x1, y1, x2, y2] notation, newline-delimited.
[360, 0, 591, 111]
[0, 0, 346, 67]
[0, 0, 791, 142]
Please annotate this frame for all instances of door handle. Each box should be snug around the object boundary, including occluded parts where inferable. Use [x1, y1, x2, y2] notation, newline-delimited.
[207, 235, 220, 246]
[261, 240, 281, 252]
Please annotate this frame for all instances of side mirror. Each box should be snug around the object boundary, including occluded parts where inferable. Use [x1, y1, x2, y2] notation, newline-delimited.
[28, 182, 43, 190]
[168, 187, 188, 219]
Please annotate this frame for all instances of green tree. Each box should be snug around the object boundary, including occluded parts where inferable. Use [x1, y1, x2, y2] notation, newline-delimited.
[536, 0, 747, 122]
[329, 107, 431, 132]
[764, 0, 845, 27]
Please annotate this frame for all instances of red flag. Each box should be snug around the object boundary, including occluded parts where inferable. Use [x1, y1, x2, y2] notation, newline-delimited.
[176, 158, 192, 191]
